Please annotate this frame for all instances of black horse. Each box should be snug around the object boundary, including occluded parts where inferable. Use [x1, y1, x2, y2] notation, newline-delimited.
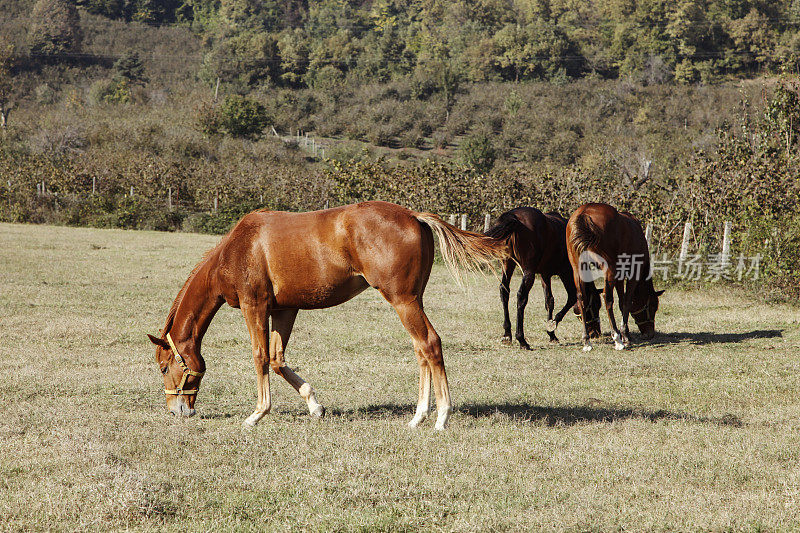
[486, 207, 602, 348]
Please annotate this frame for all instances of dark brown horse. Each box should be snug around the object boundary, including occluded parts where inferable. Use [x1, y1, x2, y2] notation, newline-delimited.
[147, 201, 508, 430]
[486, 207, 601, 347]
[566, 203, 664, 351]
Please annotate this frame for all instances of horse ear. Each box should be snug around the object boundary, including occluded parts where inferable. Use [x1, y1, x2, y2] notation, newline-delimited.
[147, 334, 170, 350]
[655, 289, 665, 297]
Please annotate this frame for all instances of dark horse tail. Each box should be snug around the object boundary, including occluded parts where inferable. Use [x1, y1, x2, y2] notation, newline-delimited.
[413, 212, 510, 285]
[485, 211, 526, 243]
[568, 212, 603, 256]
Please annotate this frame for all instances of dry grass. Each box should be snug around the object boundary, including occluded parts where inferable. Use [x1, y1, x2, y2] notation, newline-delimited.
[2, 222, 800, 531]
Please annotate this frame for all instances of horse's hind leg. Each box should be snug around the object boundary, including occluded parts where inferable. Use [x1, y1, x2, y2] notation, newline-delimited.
[548, 272, 578, 343]
[241, 303, 272, 427]
[499, 258, 516, 345]
[393, 300, 451, 430]
[408, 354, 432, 429]
[269, 309, 325, 418]
[515, 270, 535, 350]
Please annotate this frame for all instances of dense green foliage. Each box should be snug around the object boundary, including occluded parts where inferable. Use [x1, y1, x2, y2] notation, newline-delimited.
[52, 0, 800, 88]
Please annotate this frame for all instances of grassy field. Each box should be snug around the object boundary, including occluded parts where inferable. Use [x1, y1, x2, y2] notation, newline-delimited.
[2, 222, 800, 531]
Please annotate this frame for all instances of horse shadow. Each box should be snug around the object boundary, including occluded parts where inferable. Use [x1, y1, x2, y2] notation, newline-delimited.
[330, 402, 744, 428]
[645, 329, 782, 347]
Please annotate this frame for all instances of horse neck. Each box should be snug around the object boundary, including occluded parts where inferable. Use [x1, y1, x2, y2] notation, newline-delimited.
[169, 260, 224, 355]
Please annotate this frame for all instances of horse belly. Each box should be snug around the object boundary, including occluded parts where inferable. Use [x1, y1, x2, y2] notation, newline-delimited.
[272, 273, 370, 310]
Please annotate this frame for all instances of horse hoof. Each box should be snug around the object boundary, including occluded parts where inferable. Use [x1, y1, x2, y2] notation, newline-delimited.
[518, 342, 531, 351]
[548, 335, 559, 344]
[582, 344, 593, 352]
[614, 342, 626, 351]
[311, 405, 325, 418]
[546, 320, 557, 333]
[500, 336, 512, 346]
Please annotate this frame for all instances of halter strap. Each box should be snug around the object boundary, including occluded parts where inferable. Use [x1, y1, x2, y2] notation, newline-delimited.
[164, 332, 205, 396]
[630, 302, 654, 327]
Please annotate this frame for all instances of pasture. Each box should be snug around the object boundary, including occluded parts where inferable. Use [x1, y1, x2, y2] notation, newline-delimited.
[2, 222, 800, 531]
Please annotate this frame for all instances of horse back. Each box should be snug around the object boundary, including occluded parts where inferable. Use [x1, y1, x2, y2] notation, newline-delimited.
[217, 202, 432, 309]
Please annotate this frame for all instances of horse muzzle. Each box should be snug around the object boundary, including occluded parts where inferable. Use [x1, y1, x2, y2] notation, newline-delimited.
[167, 395, 196, 417]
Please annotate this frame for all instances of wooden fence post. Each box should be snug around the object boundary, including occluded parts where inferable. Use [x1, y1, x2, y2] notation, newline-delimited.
[484, 213, 491, 233]
[679, 221, 692, 270]
[721, 221, 732, 265]
[460, 214, 467, 231]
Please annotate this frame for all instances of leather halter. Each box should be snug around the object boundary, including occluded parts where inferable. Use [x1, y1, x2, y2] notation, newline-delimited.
[631, 301, 654, 327]
[164, 333, 205, 396]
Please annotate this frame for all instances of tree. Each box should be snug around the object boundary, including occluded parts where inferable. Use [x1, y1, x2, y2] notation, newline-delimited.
[113, 52, 148, 85]
[28, 0, 83, 59]
[0, 41, 15, 129]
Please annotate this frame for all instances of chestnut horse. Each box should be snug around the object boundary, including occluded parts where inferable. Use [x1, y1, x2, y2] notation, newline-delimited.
[486, 207, 601, 347]
[566, 203, 664, 352]
[148, 201, 508, 430]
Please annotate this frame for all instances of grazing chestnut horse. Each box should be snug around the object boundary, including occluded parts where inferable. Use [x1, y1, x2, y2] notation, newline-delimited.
[148, 201, 508, 430]
[486, 207, 601, 347]
[566, 203, 664, 352]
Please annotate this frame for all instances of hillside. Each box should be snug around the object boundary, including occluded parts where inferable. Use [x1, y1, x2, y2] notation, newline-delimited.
[0, 0, 799, 297]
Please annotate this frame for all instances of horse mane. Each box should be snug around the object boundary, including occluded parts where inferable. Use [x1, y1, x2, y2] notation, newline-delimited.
[161, 237, 227, 337]
[568, 212, 602, 256]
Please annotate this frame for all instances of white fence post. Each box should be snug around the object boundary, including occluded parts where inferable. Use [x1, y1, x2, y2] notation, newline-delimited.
[168, 186, 173, 210]
[484, 213, 492, 233]
[448, 214, 456, 226]
[213, 193, 218, 213]
[679, 221, 692, 271]
[92, 176, 96, 195]
[645, 223, 653, 248]
[460, 214, 467, 231]
[722, 221, 732, 265]
[129, 186, 134, 197]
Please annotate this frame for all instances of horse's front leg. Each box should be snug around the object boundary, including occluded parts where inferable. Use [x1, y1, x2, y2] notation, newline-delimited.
[549, 271, 578, 343]
[603, 274, 625, 351]
[269, 309, 325, 418]
[619, 279, 636, 348]
[541, 276, 558, 342]
[242, 303, 272, 427]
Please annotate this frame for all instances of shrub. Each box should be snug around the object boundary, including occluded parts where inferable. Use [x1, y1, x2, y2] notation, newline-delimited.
[459, 133, 496, 172]
[89, 79, 132, 105]
[221, 95, 270, 138]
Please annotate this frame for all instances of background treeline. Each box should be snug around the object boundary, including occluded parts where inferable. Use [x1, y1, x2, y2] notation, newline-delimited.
[28, 0, 800, 86]
[0, 0, 799, 298]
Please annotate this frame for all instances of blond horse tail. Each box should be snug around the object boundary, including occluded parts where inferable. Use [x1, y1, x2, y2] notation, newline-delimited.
[414, 212, 509, 285]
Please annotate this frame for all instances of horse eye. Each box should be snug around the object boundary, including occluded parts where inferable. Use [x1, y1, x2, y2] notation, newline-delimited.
[160, 364, 168, 374]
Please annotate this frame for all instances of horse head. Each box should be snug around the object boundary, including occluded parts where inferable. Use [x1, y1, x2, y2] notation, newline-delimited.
[148, 333, 205, 417]
[631, 284, 664, 339]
